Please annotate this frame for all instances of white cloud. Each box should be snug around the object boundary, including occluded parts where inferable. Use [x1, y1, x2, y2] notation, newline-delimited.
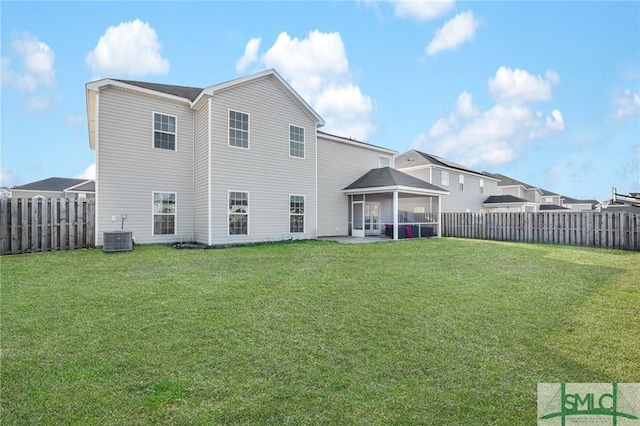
[488, 66, 559, 104]
[1, 31, 55, 93]
[426, 10, 480, 55]
[25, 94, 51, 113]
[76, 163, 96, 180]
[392, 0, 455, 22]
[85, 19, 169, 79]
[616, 89, 640, 118]
[456, 91, 479, 118]
[413, 66, 564, 167]
[245, 30, 376, 141]
[235, 37, 261, 73]
[65, 114, 84, 131]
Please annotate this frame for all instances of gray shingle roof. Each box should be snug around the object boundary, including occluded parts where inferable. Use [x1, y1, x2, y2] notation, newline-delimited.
[343, 167, 447, 192]
[562, 196, 599, 205]
[482, 172, 539, 189]
[483, 195, 530, 204]
[114, 79, 203, 102]
[539, 204, 569, 210]
[397, 150, 491, 178]
[318, 130, 396, 153]
[12, 177, 94, 192]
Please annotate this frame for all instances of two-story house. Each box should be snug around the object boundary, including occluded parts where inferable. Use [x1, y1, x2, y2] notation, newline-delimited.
[395, 150, 499, 212]
[86, 69, 447, 246]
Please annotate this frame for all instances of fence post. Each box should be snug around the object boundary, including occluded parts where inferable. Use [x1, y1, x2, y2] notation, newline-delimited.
[0, 199, 8, 255]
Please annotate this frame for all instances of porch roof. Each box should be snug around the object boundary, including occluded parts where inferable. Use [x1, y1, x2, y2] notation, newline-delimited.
[342, 167, 449, 196]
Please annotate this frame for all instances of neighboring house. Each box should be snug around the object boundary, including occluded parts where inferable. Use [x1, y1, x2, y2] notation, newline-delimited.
[10, 177, 95, 199]
[482, 172, 543, 208]
[86, 69, 445, 246]
[561, 196, 598, 212]
[395, 150, 498, 212]
[482, 195, 539, 212]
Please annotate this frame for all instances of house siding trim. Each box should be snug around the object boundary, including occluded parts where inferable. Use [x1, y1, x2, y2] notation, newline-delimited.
[94, 92, 100, 246]
[207, 99, 212, 245]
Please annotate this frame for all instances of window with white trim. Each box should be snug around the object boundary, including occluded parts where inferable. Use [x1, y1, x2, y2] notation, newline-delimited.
[545, 197, 553, 203]
[229, 110, 249, 148]
[289, 125, 305, 158]
[480, 179, 484, 194]
[441, 171, 449, 186]
[229, 191, 248, 235]
[153, 192, 176, 235]
[290, 195, 305, 233]
[459, 175, 464, 191]
[153, 113, 176, 150]
[379, 156, 391, 168]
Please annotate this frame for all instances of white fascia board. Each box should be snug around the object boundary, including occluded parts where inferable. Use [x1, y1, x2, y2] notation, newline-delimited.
[318, 133, 397, 155]
[64, 180, 94, 192]
[342, 185, 449, 196]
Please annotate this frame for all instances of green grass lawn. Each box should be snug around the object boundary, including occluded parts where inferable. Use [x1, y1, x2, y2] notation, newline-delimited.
[1, 238, 639, 425]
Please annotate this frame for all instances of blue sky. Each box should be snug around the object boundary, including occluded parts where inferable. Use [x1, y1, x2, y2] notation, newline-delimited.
[2, 1, 639, 201]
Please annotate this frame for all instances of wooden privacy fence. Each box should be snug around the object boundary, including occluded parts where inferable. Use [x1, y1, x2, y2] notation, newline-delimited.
[0, 198, 95, 255]
[442, 211, 640, 251]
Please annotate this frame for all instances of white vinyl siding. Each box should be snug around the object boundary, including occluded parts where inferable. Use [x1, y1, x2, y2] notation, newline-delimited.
[193, 102, 210, 244]
[229, 110, 249, 149]
[153, 112, 176, 150]
[290, 195, 305, 233]
[289, 125, 305, 158]
[95, 88, 194, 245]
[209, 75, 317, 244]
[317, 134, 394, 237]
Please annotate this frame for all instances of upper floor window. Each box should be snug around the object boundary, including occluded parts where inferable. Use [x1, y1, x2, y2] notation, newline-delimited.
[480, 179, 484, 194]
[153, 113, 176, 150]
[229, 110, 249, 149]
[229, 191, 249, 235]
[459, 175, 464, 191]
[545, 197, 553, 203]
[153, 192, 176, 235]
[441, 171, 449, 186]
[379, 156, 391, 168]
[290, 195, 305, 233]
[290, 125, 305, 158]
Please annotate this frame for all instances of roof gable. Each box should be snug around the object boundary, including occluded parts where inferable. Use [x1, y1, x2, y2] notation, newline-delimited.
[197, 69, 324, 126]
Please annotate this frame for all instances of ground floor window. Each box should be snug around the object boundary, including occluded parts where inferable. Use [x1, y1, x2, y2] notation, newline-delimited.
[290, 195, 305, 233]
[229, 191, 249, 235]
[153, 192, 176, 235]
